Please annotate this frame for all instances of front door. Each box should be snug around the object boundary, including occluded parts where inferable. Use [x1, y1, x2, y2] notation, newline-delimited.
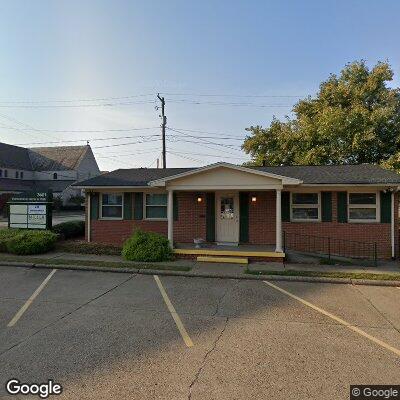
[216, 192, 239, 244]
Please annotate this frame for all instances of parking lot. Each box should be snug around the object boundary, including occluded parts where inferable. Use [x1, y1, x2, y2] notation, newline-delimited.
[0, 265, 399, 399]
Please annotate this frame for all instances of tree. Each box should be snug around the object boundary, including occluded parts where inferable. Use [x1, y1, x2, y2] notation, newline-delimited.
[242, 61, 400, 170]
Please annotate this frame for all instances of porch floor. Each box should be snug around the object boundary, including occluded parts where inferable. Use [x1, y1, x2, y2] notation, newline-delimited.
[174, 243, 284, 259]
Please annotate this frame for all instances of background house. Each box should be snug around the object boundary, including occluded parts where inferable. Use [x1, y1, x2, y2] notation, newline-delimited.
[0, 142, 100, 212]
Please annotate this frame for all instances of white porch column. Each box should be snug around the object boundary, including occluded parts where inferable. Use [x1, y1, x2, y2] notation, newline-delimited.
[87, 191, 91, 243]
[167, 190, 174, 247]
[275, 189, 283, 253]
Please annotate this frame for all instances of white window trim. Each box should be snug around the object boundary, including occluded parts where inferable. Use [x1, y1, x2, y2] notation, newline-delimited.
[144, 193, 168, 221]
[100, 193, 124, 220]
[348, 191, 380, 223]
[290, 192, 321, 222]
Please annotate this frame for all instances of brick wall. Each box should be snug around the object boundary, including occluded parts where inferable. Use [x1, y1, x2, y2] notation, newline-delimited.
[87, 191, 206, 246]
[282, 192, 399, 259]
[248, 191, 276, 245]
[87, 190, 398, 259]
[174, 192, 207, 243]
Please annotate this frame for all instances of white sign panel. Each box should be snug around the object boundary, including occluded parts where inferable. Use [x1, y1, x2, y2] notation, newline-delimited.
[10, 204, 27, 214]
[28, 204, 46, 215]
[28, 214, 46, 225]
[10, 214, 28, 224]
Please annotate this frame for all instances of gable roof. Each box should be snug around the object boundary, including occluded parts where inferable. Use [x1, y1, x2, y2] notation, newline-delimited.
[73, 163, 400, 188]
[0, 142, 32, 170]
[28, 145, 89, 171]
[148, 162, 302, 186]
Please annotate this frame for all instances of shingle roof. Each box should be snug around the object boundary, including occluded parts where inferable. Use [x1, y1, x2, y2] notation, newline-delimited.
[74, 168, 194, 187]
[0, 143, 32, 170]
[251, 164, 400, 184]
[0, 178, 75, 193]
[28, 146, 89, 171]
[74, 163, 400, 187]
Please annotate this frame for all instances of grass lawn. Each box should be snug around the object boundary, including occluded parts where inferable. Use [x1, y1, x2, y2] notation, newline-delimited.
[245, 268, 400, 281]
[0, 255, 191, 272]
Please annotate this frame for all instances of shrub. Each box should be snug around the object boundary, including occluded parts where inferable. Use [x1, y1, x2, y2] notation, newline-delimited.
[0, 229, 20, 252]
[52, 220, 85, 239]
[6, 230, 58, 255]
[122, 229, 173, 262]
[56, 240, 121, 255]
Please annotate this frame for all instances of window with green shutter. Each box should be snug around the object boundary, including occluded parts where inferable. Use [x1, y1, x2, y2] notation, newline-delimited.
[337, 192, 348, 223]
[133, 192, 143, 220]
[380, 191, 392, 223]
[281, 192, 290, 222]
[90, 193, 99, 220]
[321, 192, 332, 222]
[123, 193, 133, 220]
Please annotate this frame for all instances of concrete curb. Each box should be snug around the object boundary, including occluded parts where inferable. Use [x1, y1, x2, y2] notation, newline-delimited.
[1, 261, 400, 287]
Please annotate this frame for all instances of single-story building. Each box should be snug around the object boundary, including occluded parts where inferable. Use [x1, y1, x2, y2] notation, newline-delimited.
[74, 162, 400, 262]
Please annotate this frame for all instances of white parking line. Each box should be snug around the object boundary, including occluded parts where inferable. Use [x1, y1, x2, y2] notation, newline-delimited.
[7, 269, 57, 327]
[264, 280, 400, 358]
[153, 275, 194, 347]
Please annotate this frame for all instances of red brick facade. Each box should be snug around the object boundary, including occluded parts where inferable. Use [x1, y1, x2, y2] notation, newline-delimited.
[87, 190, 398, 259]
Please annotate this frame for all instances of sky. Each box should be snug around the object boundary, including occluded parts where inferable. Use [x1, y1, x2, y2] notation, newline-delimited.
[1, 0, 400, 171]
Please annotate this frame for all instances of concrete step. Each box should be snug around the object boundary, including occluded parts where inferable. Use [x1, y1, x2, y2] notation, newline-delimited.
[197, 256, 248, 264]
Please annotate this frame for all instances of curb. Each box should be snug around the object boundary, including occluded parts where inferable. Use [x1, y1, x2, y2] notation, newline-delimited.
[1, 261, 400, 287]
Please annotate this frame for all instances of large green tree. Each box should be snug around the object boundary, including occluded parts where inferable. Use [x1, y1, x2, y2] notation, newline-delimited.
[242, 61, 400, 170]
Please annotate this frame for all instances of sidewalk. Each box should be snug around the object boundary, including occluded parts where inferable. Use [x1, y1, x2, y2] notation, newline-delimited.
[1, 251, 400, 286]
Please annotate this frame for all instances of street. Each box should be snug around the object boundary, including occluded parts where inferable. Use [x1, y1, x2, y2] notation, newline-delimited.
[0, 265, 399, 399]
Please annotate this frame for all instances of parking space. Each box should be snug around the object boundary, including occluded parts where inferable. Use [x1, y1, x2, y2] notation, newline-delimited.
[0, 265, 399, 399]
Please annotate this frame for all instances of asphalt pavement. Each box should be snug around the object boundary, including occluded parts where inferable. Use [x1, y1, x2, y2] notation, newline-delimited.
[0, 265, 399, 399]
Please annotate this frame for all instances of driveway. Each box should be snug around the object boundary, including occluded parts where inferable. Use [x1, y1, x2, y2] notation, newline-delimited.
[0, 265, 399, 399]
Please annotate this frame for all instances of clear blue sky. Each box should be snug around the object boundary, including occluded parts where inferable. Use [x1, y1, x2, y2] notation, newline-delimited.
[1, 0, 399, 170]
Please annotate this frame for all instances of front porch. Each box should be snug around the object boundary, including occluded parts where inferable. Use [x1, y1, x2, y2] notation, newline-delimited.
[173, 242, 285, 263]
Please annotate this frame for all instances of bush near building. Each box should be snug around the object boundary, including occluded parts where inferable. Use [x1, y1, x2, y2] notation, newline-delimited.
[52, 220, 85, 239]
[122, 229, 173, 262]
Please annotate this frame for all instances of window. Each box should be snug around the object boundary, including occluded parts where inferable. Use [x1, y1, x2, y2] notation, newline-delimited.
[4, 170, 8, 178]
[348, 192, 378, 222]
[145, 193, 168, 219]
[15, 171, 19, 179]
[291, 193, 320, 221]
[53, 173, 58, 180]
[20, 171, 23, 179]
[101, 193, 123, 219]
[0, 170, 2, 178]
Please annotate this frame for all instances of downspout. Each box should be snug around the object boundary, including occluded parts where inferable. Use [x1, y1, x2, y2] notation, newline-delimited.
[391, 191, 395, 260]
[87, 191, 91, 243]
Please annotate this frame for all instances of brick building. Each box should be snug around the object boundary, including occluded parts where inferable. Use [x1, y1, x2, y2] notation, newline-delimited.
[74, 163, 400, 262]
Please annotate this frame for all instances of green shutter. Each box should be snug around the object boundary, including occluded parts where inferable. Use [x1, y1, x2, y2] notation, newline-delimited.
[90, 193, 99, 220]
[380, 191, 392, 223]
[123, 193, 132, 220]
[173, 192, 178, 221]
[321, 192, 332, 222]
[133, 192, 143, 220]
[206, 193, 215, 242]
[281, 192, 290, 222]
[239, 192, 249, 243]
[337, 191, 348, 223]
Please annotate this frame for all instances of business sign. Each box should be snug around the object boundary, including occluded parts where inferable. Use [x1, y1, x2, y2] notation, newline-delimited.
[8, 192, 52, 230]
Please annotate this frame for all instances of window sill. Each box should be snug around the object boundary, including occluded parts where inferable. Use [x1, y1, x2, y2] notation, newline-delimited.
[144, 218, 168, 221]
[348, 220, 379, 224]
[290, 219, 321, 223]
[99, 217, 123, 221]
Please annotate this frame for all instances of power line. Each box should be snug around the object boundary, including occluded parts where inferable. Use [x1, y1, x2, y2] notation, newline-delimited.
[0, 93, 154, 104]
[17, 133, 160, 146]
[169, 150, 247, 160]
[12, 126, 158, 134]
[0, 100, 156, 108]
[160, 92, 304, 98]
[92, 137, 160, 149]
[168, 127, 246, 139]
[166, 99, 294, 108]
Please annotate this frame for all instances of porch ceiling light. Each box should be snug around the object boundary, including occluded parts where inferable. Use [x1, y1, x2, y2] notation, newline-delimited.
[251, 195, 257, 203]
[197, 195, 203, 203]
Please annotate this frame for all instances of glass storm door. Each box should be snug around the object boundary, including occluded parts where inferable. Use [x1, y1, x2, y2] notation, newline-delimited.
[216, 193, 239, 243]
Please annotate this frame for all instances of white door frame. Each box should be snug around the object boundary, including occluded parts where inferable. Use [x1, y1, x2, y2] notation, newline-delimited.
[215, 191, 240, 244]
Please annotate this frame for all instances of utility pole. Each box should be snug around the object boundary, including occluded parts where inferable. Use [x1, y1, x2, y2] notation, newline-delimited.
[157, 94, 167, 168]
